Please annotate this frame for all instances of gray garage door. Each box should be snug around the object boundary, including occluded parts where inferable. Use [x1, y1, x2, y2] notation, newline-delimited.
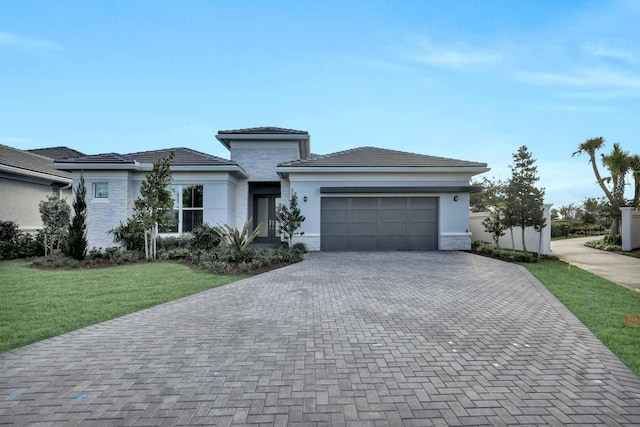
[321, 197, 438, 251]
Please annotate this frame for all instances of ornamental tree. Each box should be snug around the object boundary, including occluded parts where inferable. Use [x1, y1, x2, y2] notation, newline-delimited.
[276, 192, 305, 246]
[64, 175, 88, 260]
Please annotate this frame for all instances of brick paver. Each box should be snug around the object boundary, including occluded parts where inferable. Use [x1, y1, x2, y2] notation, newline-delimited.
[1, 252, 640, 426]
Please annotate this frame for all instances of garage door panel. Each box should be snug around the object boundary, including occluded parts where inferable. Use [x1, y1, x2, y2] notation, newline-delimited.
[411, 209, 437, 221]
[351, 222, 377, 236]
[380, 209, 407, 222]
[351, 209, 378, 222]
[381, 198, 407, 208]
[351, 198, 377, 209]
[323, 198, 349, 209]
[381, 222, 407, 235]
[411, 198, 437, 208]
[321, 197, 439, 251]
[322, 209, 349, 223]
[411, 222, 437, 235]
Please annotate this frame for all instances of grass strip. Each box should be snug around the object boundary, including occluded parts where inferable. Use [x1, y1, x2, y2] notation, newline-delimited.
[0, 260, 239, 353]
[525, 260, 640, 377]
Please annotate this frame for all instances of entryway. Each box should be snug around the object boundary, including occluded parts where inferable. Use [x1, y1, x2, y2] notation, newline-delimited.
[249, 182, 281, 244]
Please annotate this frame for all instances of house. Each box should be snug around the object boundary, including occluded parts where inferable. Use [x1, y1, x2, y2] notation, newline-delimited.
[52, 127, 489, 251]
[0, 144, 74, 232]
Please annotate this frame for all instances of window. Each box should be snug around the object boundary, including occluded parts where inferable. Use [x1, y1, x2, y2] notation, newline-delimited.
[94, 183, 109, 198]
[160, 184, 203, 233]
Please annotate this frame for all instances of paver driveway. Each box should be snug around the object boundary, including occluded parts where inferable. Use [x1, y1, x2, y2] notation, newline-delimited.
[1, 252, 640, 426]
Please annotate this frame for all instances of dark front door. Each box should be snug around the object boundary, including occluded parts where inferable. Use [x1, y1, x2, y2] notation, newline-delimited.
[253, 195, 281, 243]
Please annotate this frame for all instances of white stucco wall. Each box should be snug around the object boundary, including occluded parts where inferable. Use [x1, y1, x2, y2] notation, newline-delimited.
[469, 203, 552, 254]
[79, 171, 131, 249]
[621, 208, 640, 251]
[288, 172, 475, 251]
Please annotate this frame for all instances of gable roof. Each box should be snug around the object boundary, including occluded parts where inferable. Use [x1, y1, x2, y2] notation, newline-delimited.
[28, 146, 85, 159]
[54, 147, 236, 166]
[0, 144, 72, 181]
[218, 126, 308, 135]
[279, 146, 488, 168]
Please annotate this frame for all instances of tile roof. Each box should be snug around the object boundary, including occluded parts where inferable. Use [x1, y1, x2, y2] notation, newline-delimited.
[28, 146, 85, 159]
[0, 144, 71, 180]
[279, 146, 488, 168]
[54, 147, 236, 166]
[217, 126, 308, 135]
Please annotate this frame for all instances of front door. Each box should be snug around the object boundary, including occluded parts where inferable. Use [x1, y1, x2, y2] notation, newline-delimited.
[253, 195, 281, 243]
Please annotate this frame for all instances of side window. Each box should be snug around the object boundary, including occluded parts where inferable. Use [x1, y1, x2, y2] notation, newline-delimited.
[94, 183, 109, 198]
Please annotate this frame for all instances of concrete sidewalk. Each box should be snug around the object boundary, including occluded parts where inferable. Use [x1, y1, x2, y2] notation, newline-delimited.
[551, 236, 640, 291]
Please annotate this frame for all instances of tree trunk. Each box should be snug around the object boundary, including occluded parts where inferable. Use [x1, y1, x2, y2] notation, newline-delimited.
[610, 217, 620, 235]
[537, 230, 543, 258]
[153, 223, 157, 260]
[521, 227, 527, 252]
[509, 227, 514, 250]
[144, 229, 149, 261]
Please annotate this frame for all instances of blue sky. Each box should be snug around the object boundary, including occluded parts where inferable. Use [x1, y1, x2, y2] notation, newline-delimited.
[1, 0, 639, 205]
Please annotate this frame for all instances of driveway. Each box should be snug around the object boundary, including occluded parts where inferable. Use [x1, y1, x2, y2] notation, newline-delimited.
[1, 252, 639, 426]
[552, 236, 640, 291]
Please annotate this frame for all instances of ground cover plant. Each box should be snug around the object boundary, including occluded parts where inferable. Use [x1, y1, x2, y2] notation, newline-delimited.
[0, 260, 239, 353]
[470, 240, 556, 263]
[525, 260, 640, 377]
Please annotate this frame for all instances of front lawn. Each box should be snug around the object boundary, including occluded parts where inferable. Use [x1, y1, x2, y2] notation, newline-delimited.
[0, 260, 239, 353]
[525, 260, 640, 377]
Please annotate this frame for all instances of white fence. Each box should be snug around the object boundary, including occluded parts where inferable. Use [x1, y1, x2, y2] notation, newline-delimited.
[469, 204, 552, 255]
[621, 207, 640, 251]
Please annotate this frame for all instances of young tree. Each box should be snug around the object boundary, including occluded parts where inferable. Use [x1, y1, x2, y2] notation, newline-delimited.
[64, 175, 88, 260]
[39, 195, 71, 256]
[276, 192, 306, 246]
[133, 152, 175, 260]
[504, 146, 546, 253]
[473, 178, 507, 247]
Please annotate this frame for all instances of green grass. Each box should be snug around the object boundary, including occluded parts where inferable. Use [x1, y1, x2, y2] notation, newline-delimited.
[0, 260, 240, 353]
[551, 234, 602, 241]
[525, 260, 640, 377]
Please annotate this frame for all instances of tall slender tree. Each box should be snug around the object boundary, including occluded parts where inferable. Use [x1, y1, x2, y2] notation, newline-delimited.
[133, 152, 175, 260]
[64, 175, 88, 260]
[504, 146, 546, 253]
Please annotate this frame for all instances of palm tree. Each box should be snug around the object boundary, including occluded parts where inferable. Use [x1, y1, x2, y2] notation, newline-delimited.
[572, 137, 615, 202]
[630, 154, 640, 207]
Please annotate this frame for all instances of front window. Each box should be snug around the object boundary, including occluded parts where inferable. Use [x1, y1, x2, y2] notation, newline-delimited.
[94, 183, 109, 198]
[160, 184, 203, 233]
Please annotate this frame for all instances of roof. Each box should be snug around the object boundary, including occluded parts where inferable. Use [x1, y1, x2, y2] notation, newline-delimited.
[28, 146, 85, 159]
[0, 144, 72, 180]
[55, 147, 236, 166]
[217, 126, 308, 135]
[278, 146, 488, 168]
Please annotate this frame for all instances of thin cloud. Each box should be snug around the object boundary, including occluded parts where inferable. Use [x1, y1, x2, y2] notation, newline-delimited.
[0, 136, 34, 145]
[405, 38, 501, 70]
[516, 68, 640, 89]
[0, 31, 62, 54]
[581, 44, 635, 62]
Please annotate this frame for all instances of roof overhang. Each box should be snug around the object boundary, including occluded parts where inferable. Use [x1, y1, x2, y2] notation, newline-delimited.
[51, 162, 249, 178]
[277, 165, 490, 177]
[216, 133, 311, 159]
[0, 164, 72, 184]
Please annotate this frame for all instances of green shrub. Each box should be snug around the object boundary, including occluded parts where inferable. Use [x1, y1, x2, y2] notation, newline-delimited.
[0, 221, 43, 260]
[471, 241, 538, 263]
[157, 235, 192, 251]
[585, 239, 621, 252]
[160, 248, 192, 260]
[31, 254, 80, 269]
[603, 234, 622, 246]
[109, 218, 145, 251]
[191, 224, 223, 250]
[291, 242, 307, 254]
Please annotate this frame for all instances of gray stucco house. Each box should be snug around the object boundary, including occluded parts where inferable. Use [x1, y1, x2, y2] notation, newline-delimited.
[52, 127, 489, 251]
[0, 145, 77, 232]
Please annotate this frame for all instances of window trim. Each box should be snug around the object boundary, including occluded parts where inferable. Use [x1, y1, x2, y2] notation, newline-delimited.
[160, 184, 204, 234]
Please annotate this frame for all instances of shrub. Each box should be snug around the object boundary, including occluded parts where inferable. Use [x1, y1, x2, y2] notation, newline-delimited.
[603, 234, 622, 246]
[471, 240, 538, 263]
[30, 254, 80, 269]
[157, 235, 192, 251]
[109, 218, 145, 251]
[220, 219, 261, 262]
[0, 221, 43, 260]
[159, 248, 192, 260]
[191, 224, 223, 250]
[291, 242, 307, 254]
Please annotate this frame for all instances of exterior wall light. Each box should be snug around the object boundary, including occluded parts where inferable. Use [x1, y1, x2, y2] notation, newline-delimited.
[303, 196, 308, 202]
[453, 195, 459, 202]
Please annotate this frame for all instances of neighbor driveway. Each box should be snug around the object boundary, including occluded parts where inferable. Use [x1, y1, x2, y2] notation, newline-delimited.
[552, 236, 640, 291]
[1, 252, 640, 426]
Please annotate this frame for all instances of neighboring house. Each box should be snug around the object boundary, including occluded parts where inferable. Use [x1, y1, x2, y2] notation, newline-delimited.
[28, 146, 85, 160]
[0, 144, 73, 232]
[52, 127, 489, 251]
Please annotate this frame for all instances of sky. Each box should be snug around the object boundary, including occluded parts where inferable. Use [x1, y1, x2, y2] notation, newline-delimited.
[1, 0, 639, 206]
